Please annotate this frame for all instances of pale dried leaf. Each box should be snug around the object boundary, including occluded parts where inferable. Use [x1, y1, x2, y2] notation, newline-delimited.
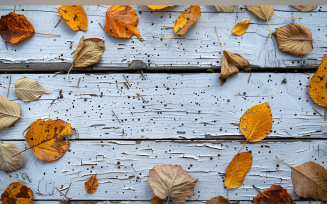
[0, 143, 24, 173]
[148, 164, 198, 203]
[214, 5, 235, 13]
[0, 95, 21, 129]
[59, 200, 71, 204]
[274, 23, 313, 56]
[292, 5, 317, 12]
[206, 196, 231, 204]
[247, 5, 274, 20]
[14, 77, 51, 102]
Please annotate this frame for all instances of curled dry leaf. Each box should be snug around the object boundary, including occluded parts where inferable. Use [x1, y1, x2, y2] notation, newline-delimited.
[148, 164, 198, 203]
[13, 77, 51, 101]
[292, 5, 317, 12]
[273, 23, 313, 56]
[1, 182, 34, 204]
[147, 5, 173, 10]
[219, 51, 250, 85]
[104, 5, 142, 41]
[85, 174, 98, 193]
[59, 200, 72, 204]
[240, 102, 272, 142]
[0, 95, 21, 129]
[247, 6, 274, 20]
[206, 196, 233, 204]
[309, 55, 327, 107]
[25, 119, 74, 162]
[58, 5, 87, 31]
[253, 185, 295, 204]
[72, 36, 105, 67]
[0, 142, 24, 173]
[214, 5, 235, 13]
[0, 12, 35, 44]
[151, 197, 162, 204]
[232, 19, 251, 36]
[224, 152, 252, 189]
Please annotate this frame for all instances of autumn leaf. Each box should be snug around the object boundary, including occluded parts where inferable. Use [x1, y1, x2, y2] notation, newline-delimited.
[1, 182, 34, 204]
[151, 196, 162, 204]
[104, 5, 142, 41]
[206, 196, 238, 204]
[253, 185, 295, 204]
[293, 5, 317, 12]
[232, 19, 251, 36]
[273, 23, 313, 56]
[25, 119, 74, 162]
[58, 5, 87, 31]
[214, 6, 235, 13]
[247, 6, 274, 20]
[309, 55, 327, 107]
[0, 95, 21, 129]
[0, 142, 24, 173]
[224, 152, 252, 189]
[147, 5, 173, 10]
[148, 164, 198, 203]
[85, 174, 98, 194]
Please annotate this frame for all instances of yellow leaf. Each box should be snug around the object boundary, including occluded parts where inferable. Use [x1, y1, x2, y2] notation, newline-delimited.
[85, 174, 98, 194]
[58, 5, 87, 31]
[309, 55, 327, 107]
[240, 103, 273, 142]
[232, 19, 251, 36]
[1, 182, 34, 204]
[147, 5, 173, 10]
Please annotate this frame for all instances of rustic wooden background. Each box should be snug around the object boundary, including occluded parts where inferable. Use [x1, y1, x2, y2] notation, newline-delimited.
[0, 5, 326, 204]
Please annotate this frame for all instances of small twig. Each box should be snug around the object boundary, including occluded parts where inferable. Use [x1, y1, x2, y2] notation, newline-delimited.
[136, 93, 148, 103]
[98, 22, 104, 30]
[215, 26, 224, 50]
[53, 71, 65, 77]
[248, 73, 252, 84]
[71, 78, 81, 88]
[123, 82, 130, 89]
[55, 187, 70, 199]
[276, 156, 293, 168]
[54, 19, 61, 28]
[140, 70, 146, 80]
[123, 75, 131, 87]
[7, 75, 11, 98]
[112, 110, 121, 123]
[253, 185, 269, 199]
[65, 182, 72, 196]
[122, 129, 125, 135]
[312, 107, 323, 116]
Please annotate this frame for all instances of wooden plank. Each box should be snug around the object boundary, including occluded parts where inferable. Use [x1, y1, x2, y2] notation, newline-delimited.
[0, 6, 327, 72]
[31, 201, 326, 204]
[0, 140, 326, 201]
[1, 73, 327, 140]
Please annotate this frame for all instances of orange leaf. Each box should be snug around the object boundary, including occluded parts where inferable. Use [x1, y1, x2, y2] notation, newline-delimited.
[239, 103, 272, 142]
[85, 174, 98, 193]
[147, 5, 173, 10]
[232, 19, 251, 36]
[58, 5, 87, 31]
[104, 5, 142, 41]
[224, 152, 252, 189]
[309, 54, 327, 107]
[25, 119, 74, 162]
[173, 6, 201, 36]
[0, 12, 35, 44]
[253, 185, 295, 204]
[150, 197, 162, 204]
[1, 182, 34, 204]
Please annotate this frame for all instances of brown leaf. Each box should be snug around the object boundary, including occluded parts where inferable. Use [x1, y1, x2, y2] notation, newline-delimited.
[214, 6, 235, 13]
[151, 196, 162, 204]
[247, 6, 274, 20]
[85, 174, 98, 193]
[1, 182, 34, 204]
[58, 5, 87, 31]
[219, 51, 250, 85]
[0, 95, 21, 129]
[0, 142, 24, 173]
[59, 200, 72, 204]
[293, 5, 317, 12]
[274, 23, 313, 56]
[253, 185, 295, 204]
[206, 196, 234, 204]
[148, 164, 198, 203]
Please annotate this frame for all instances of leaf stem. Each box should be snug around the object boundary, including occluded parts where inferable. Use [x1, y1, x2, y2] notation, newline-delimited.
[313, 39, 327, 44]
[260, 6, 272, 35]
[167, 197, 169, 204]
[273, 14, 302, 19]
[162, 33, 176, 40]
[237, 140, 248, 154]
[252, 185, 269, 199]
[312, 107, 323, 116]
[215, 26, 224, 50]
[35, 32, 61, 37]
[67, 65, 74, 82]
[276, 156, 293, 168]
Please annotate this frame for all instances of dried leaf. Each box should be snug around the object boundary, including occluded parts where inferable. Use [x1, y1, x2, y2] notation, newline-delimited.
[0, 12, 35, 44]
[224, 152, 252, 189]
[148, 164, 198, 203]
[309, 55, 327, 107]
[25, 119, 74, 162]
[219, 50, 250, 85]
[293, 5, 317, 12]
[173, 6, 201, 36]
[72, 36, 105, 67]
[104, 5, 142, 41]
[247, 6, 274, 20]
[232, 19, 251, 36]
[58, 5, 87, 31]
[240, 102, 272, 142]
[206, 196, 232, 204]
[253, 185, 295, 204]
[85, 174, 98, 194]
[147, 6, 173, 10]
[1, 182, 34, 204]
[13, 77, 51, 101]
[0, 142, 24, 173]
[214, 5, 235, 13]
[0, 95, 21, 129]
[292, 161, 327, 202]
[151, 197, 162, 204]
[59, 200, 72, 204]
[273, 23, 313, 56]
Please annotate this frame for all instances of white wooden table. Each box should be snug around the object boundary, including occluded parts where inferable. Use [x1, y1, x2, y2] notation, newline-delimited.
[0, 5, 326, 204]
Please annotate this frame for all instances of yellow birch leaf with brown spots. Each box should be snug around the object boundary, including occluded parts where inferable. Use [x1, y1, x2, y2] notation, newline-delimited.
[224, 152, 252, 189]
[85, 174, 98, 193]
[239, 102, 273, 142]
[147, 5, 173, 10]
[232, 19, 251, 36]
[58, 5, 87, 31]
[1, 182, 34, 204]
[309, 55, 327, 107]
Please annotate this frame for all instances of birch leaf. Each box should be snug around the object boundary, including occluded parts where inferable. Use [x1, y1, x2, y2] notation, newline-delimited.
[206, 196, 233, 204]
[247, 5, 274, 20]
[1, 182, 34, 204]
[85, 174, 98, 193]
[232, 19, 251, 36]
[0, 95, 21, 129]
[0, 142, 24, 173]
[13, 77, 51, 102]
[148, 164, 198, 203]
[309, 55, 327, 107]
[293, 5, 317, 12]
[214, 6, 235, 13]
[147, 6, 173, 10]
[58, 5, 87, 31]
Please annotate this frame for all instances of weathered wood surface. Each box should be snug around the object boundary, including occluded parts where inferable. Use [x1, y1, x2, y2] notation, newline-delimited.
[32, 202, 325, 204]
[1, 5, 327, 72]
[1, 73, 327, 140]
[0, 140, 326, 201]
